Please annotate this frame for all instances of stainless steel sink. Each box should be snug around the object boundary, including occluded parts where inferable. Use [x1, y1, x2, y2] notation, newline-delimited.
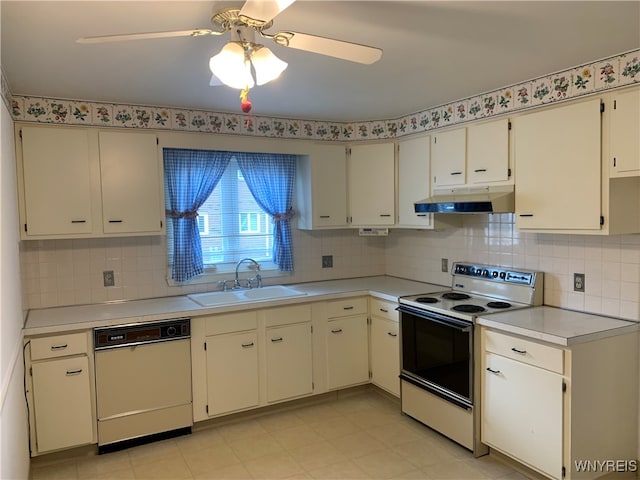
[188, 285, 307, 307]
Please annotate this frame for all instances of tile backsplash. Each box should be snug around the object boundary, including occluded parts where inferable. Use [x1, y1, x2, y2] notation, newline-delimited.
[22, 214, 640, 321]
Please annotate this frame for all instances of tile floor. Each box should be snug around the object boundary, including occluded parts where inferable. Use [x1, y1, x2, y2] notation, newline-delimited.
[30, 389, 528, 480]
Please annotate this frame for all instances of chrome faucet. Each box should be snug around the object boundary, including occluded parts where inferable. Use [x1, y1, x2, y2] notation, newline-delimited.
[234, 258, 262, 289]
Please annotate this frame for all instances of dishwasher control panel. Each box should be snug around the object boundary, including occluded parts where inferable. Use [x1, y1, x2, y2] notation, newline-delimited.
[94, 318, 190, 349]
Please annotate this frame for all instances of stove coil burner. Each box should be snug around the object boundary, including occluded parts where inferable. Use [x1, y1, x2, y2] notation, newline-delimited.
[451, 304, 486, 314]
[487, 301, 512, 309]
[415, 297, 439, 304]
[441, 292, 471, 301]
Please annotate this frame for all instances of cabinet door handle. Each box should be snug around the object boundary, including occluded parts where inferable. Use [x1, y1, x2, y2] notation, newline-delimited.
[50, 344, 68, 351]
[387, 332, 397, 337]
[416, 214, 427, 217]
[241, 342, 255, 348]
[379, 214, 391, 217]
[450, 171, 463, 175]
[71, 220, 86, 224]
[519, 214, 534, 217]
[343, 306, 354, 310]
[331, 328, 343, 334]
[486, 367, 501, 374]
[319, 215, 331, 219]
[379, 308, 388, 313]
[66, 369, 83, 376]
[474, 169, 487, 173]
[511, 347, 527, 354]
[271, 337, 283, 343]
[108, 220, 123, 223]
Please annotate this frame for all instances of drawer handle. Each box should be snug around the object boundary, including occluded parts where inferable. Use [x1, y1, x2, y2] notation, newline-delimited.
[331, 329, 343, 334]
[379, 308, 388, 313]
[387, 332, 397, 337]
[343, 306, 354, 310]
[241, 342, 255, 348]
[66, 369, 83, 376]
[511, 347, 527, 355]
[271, 337, 283, 343]
[416, 214, 427, 217]
[50, 344, 68, 351]
[486, 367, 501, 375]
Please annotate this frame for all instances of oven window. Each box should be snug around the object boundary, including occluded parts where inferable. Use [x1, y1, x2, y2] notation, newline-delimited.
[401, 309, 471, 401]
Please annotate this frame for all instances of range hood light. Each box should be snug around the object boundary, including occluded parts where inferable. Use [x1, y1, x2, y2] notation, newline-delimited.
[414, 185, 515, 214]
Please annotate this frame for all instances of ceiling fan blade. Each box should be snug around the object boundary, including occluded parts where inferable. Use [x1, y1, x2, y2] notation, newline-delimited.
[271, 31, 382, 64]
[239, 0, 296, 24]
[76, 29, 220, 44]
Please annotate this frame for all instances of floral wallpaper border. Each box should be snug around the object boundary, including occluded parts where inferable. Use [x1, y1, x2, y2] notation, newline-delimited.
[3, 49, 639, 142]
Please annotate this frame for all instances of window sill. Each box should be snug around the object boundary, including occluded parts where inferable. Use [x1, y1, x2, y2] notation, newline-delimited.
[166, 262, 291, 287]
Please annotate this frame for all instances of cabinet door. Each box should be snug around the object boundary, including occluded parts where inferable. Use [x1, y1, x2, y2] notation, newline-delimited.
[266, 323, 313, 402]
[370, 316, 400, 396]
[326, 316, 369, 390]
[297, 145, 348, 229]
[397, 135, 432, 228]
[431, 128, 466, 187]
[482, 353, 563, 480]
[21, 126, 94, 236]
[206, 331, 259, 416]
[610, 88, 640, 176]
[514, 98, 602, 230]
[31, 356, 94, 453]
[348, 143, 395, 226]
[99, 131, 163, 234]
[467, 118, 510, 184]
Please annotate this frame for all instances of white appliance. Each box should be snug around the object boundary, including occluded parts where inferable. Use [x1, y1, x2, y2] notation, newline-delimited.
[398, 262, 543, 455]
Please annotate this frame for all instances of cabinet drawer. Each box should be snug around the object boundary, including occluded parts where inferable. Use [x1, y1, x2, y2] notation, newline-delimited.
[265, 304, 311, 327]
[369, 298, 398, 321]
[205, 312, 257, 336]
[326, 297, 368, 318]
[30, 332, 88, 360]
[484, 329, 563, 374]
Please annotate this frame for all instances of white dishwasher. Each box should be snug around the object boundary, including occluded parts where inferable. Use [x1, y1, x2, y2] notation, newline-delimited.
[94, 318, 192, 453]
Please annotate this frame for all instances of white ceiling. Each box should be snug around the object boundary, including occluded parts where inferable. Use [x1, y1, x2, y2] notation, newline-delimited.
[2, 1, 639, 122]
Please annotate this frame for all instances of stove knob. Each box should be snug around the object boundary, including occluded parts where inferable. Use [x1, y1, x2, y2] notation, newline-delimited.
[492, 271, 499, 278]
[482, 269, 489, 277]
[499, 272, 506, 279]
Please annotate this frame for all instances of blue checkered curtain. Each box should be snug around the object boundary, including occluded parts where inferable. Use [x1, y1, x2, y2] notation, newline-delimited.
[236, 153, 297, 271]
[164, 148, 231, 282]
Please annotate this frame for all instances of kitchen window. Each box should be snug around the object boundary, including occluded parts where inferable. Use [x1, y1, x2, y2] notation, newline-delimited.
[164, 148, 296, 283]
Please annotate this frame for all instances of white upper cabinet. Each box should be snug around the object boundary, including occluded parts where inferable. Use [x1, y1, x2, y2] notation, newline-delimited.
[397, 135, 432, 228]
[431, 128, 466, 187]
[348, 142, 395, 226]
[296, 144, 348, 229]
[467, 118, 511, 184]
[99, 131, 164, 234]
[19, 126, 96, 237]
[17, 125, 165, 239]
[609, 86, 640, 177]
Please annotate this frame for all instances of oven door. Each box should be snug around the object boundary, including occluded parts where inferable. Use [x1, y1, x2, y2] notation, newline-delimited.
[399, 304, 473, 409]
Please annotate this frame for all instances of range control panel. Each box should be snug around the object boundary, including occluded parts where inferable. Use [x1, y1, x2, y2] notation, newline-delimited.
[453, 263, 536, 285]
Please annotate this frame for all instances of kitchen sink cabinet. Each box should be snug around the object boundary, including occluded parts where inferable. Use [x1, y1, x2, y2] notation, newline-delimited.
[25, 331, 96, 456]
[296, 144, 349, 229]
[16, 124, 164, 239]
[369, 298, 400, 397]
[480, 327, 638, 480]
[348, 142, 395, 226]
[609, 86, 640, 177]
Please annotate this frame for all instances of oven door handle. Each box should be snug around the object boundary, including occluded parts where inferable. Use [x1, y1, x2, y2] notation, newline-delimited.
[397, 305, 472, 332]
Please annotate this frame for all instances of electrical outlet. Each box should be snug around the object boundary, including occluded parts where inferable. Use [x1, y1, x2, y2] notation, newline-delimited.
[322, 255, 333, 268]
[574, 273, 585, 292]
[441, 258, 449, 273]
[103, 270, 115, 287]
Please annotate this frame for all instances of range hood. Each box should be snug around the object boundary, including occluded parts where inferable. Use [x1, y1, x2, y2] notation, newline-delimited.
[415, 185, 515, 214]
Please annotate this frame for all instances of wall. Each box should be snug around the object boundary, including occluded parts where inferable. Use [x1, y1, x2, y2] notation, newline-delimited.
[0, 86, 30, 477]
[385, 214, 640, 321]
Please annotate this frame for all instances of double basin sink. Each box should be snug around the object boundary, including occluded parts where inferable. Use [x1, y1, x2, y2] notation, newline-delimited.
[188, 285, 307, 307]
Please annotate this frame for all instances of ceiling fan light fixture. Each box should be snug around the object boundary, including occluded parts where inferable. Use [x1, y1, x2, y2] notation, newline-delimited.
[209, 41, 254, 89]
[251, 46, 288, 85]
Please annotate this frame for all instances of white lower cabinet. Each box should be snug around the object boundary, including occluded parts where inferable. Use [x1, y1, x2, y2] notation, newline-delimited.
[369, 298, 400, 397]
[26, 331, 96, 456]
[481, 327, 638, 480]
[205, 330, 259, 416]
[266, 322, 313, 402]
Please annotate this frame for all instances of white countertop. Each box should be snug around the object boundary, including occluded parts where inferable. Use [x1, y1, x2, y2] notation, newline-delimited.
[477, 306, 639, 346]
[24, 276, 445, 335]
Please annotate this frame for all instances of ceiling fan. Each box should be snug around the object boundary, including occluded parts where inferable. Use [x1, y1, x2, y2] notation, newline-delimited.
[77, 0, 383, 110]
